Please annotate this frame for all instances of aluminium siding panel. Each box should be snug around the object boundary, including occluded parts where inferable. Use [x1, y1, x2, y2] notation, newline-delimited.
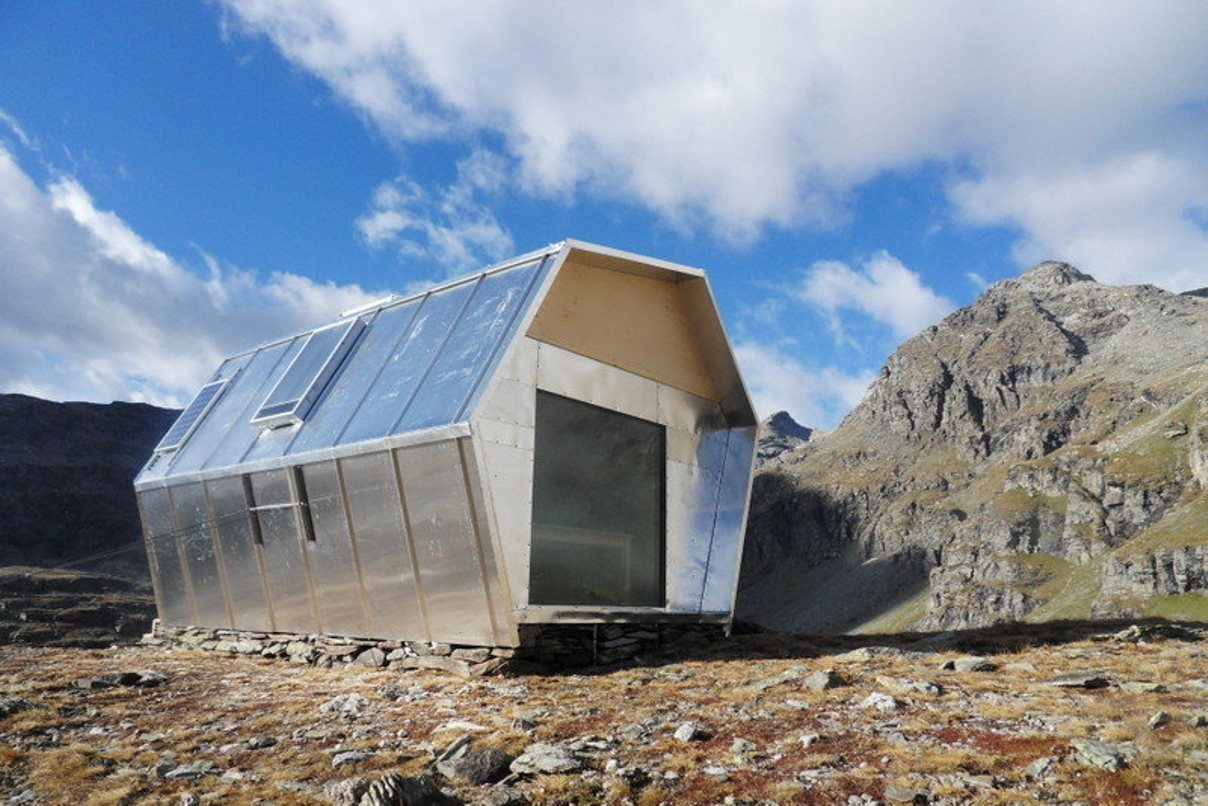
[340, 451, 425, 640]
[206, 475, 273, 632]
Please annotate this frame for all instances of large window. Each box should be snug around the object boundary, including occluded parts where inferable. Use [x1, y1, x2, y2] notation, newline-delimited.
[530, 391, 665, 606]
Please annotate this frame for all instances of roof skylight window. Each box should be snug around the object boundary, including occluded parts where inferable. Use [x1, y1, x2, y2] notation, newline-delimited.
[155, 379, 229, 453]
[252, 318, 365, 428]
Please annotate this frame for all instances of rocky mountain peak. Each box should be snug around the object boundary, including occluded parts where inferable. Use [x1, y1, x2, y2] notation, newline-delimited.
[756, 411, 814, 466]
[1013, 260, 1096, 290]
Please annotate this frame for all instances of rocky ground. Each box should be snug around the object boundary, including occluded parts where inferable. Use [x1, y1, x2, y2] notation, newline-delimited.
[2, 621, 1207, 805]
[0, 567, 155, 649]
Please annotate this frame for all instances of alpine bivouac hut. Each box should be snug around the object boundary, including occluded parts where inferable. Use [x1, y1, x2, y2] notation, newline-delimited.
[134, 240, 757, 657]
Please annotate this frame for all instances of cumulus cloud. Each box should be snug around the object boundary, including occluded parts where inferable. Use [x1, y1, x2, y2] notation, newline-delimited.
[798, 252, 956, 342]
[356, 148, 513, 273]
[223, 0, 1208, 283]
[951, 152, 1208, 290]
[735, 341, 874, 430]
[0, 145, 379, 406]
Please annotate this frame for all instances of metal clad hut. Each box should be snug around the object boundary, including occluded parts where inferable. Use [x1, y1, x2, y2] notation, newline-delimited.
[134, 240, 757, 648]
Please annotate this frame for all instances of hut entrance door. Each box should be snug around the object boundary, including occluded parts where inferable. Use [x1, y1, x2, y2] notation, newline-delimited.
[529, 391, 665, 607]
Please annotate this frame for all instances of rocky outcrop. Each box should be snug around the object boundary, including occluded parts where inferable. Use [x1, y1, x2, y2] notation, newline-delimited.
[739, 262, 1208, 632]
[0, 394, 178, 574]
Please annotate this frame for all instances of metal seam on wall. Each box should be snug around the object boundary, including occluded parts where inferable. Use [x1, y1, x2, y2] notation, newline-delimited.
[201, 481, 236, 629]
[390, 449, 432, 642]
[333, 458, 374, 637]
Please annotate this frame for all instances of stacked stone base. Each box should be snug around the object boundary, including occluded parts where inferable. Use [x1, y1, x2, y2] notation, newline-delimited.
[144, 620, 727, 676]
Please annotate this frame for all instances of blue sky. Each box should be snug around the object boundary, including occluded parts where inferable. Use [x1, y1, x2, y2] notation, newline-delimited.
[1, 2, 1204, 427]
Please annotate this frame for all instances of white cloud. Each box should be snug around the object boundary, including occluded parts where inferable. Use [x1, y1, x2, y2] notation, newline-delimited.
[0, 146, 379, 406]
[735, 341, 874, 430]
[0, 106, 35, 151]
[951, 152, 1208, 290]
[223, 1, 1208, 283]
[798, 252, 956, 341]
[356, 148, 513, 273]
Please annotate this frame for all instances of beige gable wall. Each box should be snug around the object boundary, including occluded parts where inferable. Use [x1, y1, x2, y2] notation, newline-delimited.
[526, 259, 719, 401]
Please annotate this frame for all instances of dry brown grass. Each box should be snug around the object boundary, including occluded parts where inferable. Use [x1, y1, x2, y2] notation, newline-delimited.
[1, 626, 1207, 804]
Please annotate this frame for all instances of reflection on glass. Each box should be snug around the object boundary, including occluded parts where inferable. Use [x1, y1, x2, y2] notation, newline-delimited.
[530, 391, 664, 606]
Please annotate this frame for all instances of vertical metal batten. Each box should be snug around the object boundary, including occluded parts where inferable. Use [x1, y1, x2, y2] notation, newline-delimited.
[389, 449, 433, 642]
[242, 473, 276, 631]
[287, 465, 324, 635]
[201, 481, 236, 629]
[334, 458, 374, 636]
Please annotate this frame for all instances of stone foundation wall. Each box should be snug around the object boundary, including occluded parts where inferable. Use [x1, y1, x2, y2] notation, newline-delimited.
[144, 620, 727, 676]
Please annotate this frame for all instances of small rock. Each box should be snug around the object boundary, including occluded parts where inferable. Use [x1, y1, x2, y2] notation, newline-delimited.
[800, 733, 822, 748]
[510, 743, 582, 775]
[673, 721, 706, 742]
[739, 665, 808, 692]
[802, 668, 846, 691]
[1070, 738, 1135, 771]
[1024, 755, 1055, 780]
[730, 737, 757, 754]
[451, 647, 493, 663]
[0, 697, 38, 717]
[357, 772, 441, 806]
[353, 648, 386, 668]
[883, 783, 929, 804]
[1047, 672, 1112, 689]
[943, 656, 996, 672]
[1149, 710, 1171, 730]
[164, 760, 219, 780]
[1119, 681, 1168, 693]
[320, 693, 369, 719]
[179, 793, 200, 806]
[859, 693, 900, 712]
[835, 646, 907, 662]
[1191, 714, 1208, 728]
[482, 790, 530, 806]
[441, 744, 514, 785]
[332, 750, 373, 768]
[875, 675, 943, 696]
[247, 736, 278, 749]
[325, 776, 370, 806]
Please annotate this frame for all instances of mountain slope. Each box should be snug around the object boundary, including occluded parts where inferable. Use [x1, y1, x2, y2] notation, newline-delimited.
[738, 262, 1208, 632]
[0, 394, 178, 571]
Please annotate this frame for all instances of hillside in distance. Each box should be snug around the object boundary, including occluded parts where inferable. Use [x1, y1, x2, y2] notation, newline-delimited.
[0, 394, 177, 573]
[739, 263, 1208, 633]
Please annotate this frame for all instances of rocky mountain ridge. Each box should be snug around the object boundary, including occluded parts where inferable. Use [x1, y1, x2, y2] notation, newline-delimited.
[738, 262, 1208, 632]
